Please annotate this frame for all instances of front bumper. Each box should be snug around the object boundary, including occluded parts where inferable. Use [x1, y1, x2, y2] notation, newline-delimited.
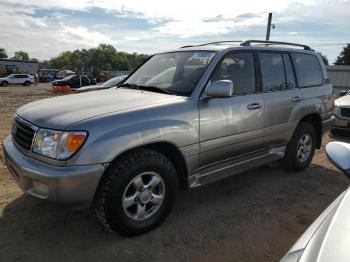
[2, 135, 105, 209]
[332, 116, 350, 131]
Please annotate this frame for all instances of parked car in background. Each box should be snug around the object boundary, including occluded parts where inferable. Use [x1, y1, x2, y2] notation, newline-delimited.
[3, 40, 334, 236]
[52, 75, 91, 89]
[56, 70, 75, 79]
[332, 91, 350, 133]
[281, 141, 350, 262]
[0, 74, 33, 86]
[76, 75, 127, 93]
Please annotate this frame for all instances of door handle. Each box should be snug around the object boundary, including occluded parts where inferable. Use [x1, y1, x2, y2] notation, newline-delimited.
[291, 96, 302, 102]
[247, 103, 261, 110]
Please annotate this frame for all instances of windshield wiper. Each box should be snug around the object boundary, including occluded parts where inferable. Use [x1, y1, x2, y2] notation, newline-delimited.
[137, 85, 175, 95]
[118, 83, 140, 89]
[119, 83, 175, 95]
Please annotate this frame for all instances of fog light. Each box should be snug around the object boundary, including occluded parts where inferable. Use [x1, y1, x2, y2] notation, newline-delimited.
[32, 180, 49, 197]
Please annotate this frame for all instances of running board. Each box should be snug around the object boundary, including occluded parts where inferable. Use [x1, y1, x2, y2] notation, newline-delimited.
[188, 146, 286, 188]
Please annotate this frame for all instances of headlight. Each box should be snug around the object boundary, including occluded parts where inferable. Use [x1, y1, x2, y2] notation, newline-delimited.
[33, 129, 87, 160]
[335, 105, 340, 116]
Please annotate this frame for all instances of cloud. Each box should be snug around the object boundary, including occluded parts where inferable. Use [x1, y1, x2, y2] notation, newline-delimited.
[0, 0, 349, 62]
[59, 24, 116, 46]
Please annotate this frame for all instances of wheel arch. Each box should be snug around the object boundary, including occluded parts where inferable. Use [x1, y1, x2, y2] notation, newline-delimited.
[100, 141, 189, 191]
[299, 113, 322, 149]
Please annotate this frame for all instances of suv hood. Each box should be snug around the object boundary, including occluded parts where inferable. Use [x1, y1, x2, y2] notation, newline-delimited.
[17, 88, 183, 129]
[335, 95, 350, 107]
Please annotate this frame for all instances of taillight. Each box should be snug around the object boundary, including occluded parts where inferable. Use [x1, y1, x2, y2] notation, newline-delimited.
[331, 93, 335, 112]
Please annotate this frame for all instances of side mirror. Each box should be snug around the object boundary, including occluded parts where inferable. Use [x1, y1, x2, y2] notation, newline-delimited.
[325, 142, 350, 180]
[339, 90, 348, 97]
[207, 80, 233, 98]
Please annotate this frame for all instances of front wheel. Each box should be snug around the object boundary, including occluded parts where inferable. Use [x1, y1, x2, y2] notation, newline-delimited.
[24, 81, 31, 86]
[1, 81, 8, 87]
[95, 149, 178, 236]
[281, 122, 317, 171]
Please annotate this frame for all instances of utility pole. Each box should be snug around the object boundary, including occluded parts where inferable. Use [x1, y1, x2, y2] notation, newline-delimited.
[266, 13, 272, 40]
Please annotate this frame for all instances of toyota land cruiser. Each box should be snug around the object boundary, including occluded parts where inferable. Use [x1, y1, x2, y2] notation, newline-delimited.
[3, 40, 335, 236]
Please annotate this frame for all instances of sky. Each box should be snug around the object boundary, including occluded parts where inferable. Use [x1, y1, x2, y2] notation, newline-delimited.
[0, 0, 349, 63]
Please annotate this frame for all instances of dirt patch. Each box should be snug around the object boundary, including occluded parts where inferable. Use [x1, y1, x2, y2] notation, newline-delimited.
[0, 84, 349, 262]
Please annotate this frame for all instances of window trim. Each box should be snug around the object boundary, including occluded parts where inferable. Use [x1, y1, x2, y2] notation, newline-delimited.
[256, 51, 293, 93]
[290, 52, 324, 89]
[203, 50, 258, 97]
[282, 53, 297, 89]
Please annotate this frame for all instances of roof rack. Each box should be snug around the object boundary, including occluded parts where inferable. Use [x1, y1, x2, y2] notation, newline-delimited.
[180, 40, 242, 48]
[240, 40, 312, 50]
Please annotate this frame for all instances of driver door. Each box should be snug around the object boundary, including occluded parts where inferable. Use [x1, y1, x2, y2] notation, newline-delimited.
[199, 52, 264, 168]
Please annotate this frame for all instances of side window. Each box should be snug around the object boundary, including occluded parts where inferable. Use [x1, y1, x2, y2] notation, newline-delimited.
[258, 53, 286, 92]
[211, 52, 255, 95]
[71, 76, 79, 82]
[82, 77, 90, 84]
[291, 53, 323, 87]
[282, 54, 296, 89]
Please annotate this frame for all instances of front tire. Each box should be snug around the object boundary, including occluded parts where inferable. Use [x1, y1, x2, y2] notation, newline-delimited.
[24, 81, 31, 86]
[1, 81, 8, 87]
[95, 149, 178, 236]
[281, 122, 317, 171]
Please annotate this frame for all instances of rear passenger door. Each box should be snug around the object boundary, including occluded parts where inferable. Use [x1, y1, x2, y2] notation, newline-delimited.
[291, 53, 332, 121]
[258, 52, 303, 148]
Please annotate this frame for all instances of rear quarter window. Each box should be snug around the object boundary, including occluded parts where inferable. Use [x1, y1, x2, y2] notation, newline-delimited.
[291, 53, 323, 87]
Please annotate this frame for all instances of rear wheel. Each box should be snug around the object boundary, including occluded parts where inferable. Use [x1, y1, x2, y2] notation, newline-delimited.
[1, 81, 8, 87]
[95, 149, 178, 236]
[281, 122, 317, 171]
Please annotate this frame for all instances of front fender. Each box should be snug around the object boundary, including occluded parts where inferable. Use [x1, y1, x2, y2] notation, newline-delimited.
[67, 117, 198, 166]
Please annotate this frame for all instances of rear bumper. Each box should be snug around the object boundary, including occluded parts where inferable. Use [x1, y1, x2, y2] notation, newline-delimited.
[322, 115, 336, 133]
[2, 135, 105, 209]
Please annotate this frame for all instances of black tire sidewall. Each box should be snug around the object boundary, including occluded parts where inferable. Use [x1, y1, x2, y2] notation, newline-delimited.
[100, 150, 178, 235]
[1, 81, 8, 86]
[24, 81, 31, 86]
[284, 122, 316, 171]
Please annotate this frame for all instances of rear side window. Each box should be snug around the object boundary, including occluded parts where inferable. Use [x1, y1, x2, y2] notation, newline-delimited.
[258, 53, 285, 92]
[291, 53, 323, 87]
[211, 52, 255, 95]
[82, 77, 90, 84]
[282, 54, 296, 89]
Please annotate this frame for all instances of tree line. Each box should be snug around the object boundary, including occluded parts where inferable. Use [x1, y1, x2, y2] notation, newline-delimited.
[0, 44, 150, 71]
[1, 43, 350, 69]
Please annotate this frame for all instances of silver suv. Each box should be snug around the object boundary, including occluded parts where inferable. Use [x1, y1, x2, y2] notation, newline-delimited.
[3, 40, 335, 236]
[0, 74, 33, 86]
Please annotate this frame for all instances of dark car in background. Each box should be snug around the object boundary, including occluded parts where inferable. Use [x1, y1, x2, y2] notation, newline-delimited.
[75, 75, 127, 93]
[52, 75, 92, 89]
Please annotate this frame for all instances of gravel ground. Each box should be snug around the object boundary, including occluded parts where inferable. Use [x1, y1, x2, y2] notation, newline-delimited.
[0, 84, 349, 262]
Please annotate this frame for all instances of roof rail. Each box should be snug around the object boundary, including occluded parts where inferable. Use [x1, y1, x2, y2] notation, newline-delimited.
[180, 40, 242, 48]
[240, 40, 312, 50]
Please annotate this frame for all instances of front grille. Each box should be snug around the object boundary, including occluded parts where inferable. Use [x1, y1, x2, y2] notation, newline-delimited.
[12, 117, 36, 151]
[340, 107, 350, 118]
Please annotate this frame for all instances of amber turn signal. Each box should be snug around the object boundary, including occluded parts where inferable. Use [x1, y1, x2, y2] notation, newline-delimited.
[64, 133, 86, 153]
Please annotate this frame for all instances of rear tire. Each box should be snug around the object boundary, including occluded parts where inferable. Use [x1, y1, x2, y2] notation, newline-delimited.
[95, 149, 178, 236]
[281, 122, 317, 171]
[1, 81, 8, 87]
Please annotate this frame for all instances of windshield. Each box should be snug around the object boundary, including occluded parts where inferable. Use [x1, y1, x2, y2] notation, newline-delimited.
[102, 75, 127, 87]
[62, 75, 75, 81]
[123, 51, 217, 96]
